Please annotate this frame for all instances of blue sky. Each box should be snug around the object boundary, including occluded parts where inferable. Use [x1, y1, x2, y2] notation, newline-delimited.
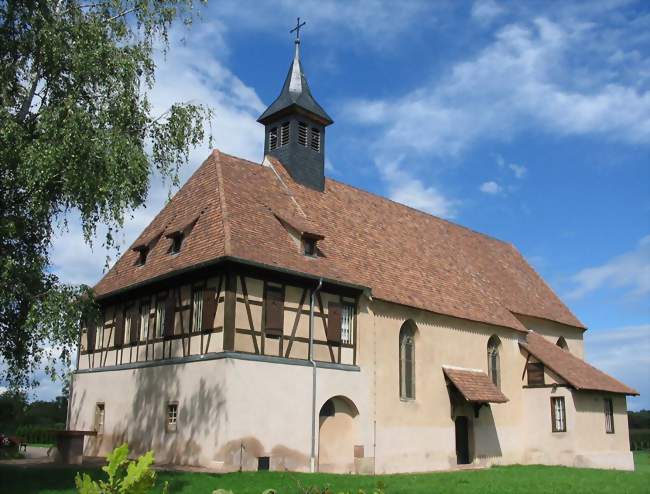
[26, 0, 650, 408]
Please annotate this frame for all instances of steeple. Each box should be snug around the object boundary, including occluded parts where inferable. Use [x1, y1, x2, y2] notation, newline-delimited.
[258, 18, 333, 191]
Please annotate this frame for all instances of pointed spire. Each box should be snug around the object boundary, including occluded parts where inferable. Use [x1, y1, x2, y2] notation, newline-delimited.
[257, 19, 333, 126]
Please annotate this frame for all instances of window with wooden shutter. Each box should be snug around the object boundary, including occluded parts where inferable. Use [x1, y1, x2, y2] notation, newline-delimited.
[264, 285, 284, 337]
[201, 287, 217, 331]
[192, 288, 204, 332]
[87, 324, 96, 352]
[527, 362, 545, 386]
[164, 294, 175, 337]
[327, 302, 342, 344]
[114, 308, 125, 346]
[130, 307, 140, 344]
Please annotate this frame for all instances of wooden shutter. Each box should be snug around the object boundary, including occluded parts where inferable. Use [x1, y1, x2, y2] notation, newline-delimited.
[264, 286, 284, 336]
[327, 302, 342, 344]
[87, 324, 96, 352]
[164, 294, 175, 337]
[114, 308, 125, 346]
[201, 287, 217, 331]
[527, 362, 545, 386]
[130, 307, 140, 344]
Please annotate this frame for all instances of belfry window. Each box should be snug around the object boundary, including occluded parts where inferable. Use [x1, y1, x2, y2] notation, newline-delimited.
[269, 127, 278, 150]
[280, 122, 290, 146]
[298, 122, 308, 146]
[310, 127, 321, 152]
[487, 335, 501, 388]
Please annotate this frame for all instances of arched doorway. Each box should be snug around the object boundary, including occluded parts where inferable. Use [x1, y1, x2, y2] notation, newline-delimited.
[318, 396, 360, 473]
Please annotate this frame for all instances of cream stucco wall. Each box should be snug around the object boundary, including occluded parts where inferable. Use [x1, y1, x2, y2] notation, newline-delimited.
[70, 289, 634, 473]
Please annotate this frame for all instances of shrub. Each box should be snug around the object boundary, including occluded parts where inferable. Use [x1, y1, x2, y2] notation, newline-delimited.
[75, 443, 167, 494]
[14, 423, 63, 444]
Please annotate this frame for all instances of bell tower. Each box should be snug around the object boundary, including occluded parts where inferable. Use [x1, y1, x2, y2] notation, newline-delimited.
[257, 18, 333, 191]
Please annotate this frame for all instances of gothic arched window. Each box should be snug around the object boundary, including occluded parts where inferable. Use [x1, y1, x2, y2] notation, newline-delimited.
[399, 321, 416, 400]
[556, 336, 568, 351]
[487, 335, 501, 388]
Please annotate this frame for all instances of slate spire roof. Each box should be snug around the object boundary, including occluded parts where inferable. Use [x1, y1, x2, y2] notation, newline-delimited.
[257, 39, 333, 125]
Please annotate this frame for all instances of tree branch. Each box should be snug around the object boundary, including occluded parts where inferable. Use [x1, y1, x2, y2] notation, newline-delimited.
[17, 72, 40, 123]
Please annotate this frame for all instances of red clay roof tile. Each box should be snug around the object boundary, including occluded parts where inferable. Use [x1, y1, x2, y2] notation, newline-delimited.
[443, 367, 509, 403]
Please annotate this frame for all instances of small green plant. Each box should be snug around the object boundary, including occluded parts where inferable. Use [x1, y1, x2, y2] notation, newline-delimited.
[75, 443, 168, 494]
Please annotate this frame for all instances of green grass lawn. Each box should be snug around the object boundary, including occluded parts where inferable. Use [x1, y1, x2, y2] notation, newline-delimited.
[1, 451, 648, 494]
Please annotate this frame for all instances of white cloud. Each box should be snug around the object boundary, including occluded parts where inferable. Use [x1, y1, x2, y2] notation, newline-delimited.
[471, 0, 505, 25]
[50, 22, 264, 286]
[567, 235, 650, 300]
[585, 324, 650, 411]
[479, 180, 502, 195]
[509, 163, 527, 178]
[379, 159, 456, 218]
[345, 17, 650, 159]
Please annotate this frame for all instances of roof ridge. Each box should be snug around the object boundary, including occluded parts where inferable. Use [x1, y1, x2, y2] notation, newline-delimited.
[212, 150, 231, 256]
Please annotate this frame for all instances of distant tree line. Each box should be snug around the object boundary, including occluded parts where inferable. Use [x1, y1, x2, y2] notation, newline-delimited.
[628, 410, 650, 451]
[0, 389, 67, 443]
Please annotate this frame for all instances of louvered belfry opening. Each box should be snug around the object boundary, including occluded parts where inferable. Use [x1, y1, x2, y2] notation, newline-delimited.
[258, 32, 333, 191]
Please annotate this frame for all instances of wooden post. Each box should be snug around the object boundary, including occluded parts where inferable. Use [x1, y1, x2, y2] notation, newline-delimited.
[223, 272, 237, 351]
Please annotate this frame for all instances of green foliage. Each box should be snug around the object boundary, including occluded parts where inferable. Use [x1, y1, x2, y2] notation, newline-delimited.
[0, 0, 212, 389]
[75, 443, 167, 494]
[629, 410, 650, 430]
[15, 423, 64, 443]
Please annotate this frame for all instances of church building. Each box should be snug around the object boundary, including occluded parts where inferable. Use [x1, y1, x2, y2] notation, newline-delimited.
[69, 27, 638, 473]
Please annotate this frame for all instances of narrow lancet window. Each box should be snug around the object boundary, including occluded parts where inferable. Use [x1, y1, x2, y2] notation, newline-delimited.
[487, 335, 501, 388]
[399, 321, 416, 400]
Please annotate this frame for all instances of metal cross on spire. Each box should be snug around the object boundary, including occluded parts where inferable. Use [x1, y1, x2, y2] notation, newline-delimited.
[290, 17, 306, 43]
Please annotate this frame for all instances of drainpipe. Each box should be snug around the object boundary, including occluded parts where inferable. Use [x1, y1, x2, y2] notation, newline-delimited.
[309, 277, 323, 473]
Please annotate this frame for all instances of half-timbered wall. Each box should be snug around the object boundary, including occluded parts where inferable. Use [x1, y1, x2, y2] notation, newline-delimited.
[79, 274, 225, 370]
[233, 275, 357, 365]
[79, 271, 358, 370]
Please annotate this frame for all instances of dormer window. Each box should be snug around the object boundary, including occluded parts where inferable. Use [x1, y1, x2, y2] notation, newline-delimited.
[280, 122, 290, 146]
[310, 128, 321, 152]
[298, 122, 308, 146]
[269, 127, 278, 150]
[169, 233, 183, 255]
[303, 236, 317, 256]
[135, 246, 148, 266]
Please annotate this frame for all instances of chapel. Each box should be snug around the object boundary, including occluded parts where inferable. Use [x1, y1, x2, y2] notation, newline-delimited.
[69, 26, 638, 473]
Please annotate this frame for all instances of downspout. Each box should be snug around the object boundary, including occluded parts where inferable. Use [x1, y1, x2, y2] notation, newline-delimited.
[309, 277, 323, 473]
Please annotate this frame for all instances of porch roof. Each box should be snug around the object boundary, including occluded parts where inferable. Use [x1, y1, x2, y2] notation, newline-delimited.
[443, 366, 509, 404]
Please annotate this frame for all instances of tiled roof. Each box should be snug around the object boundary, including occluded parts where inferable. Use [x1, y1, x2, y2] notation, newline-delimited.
[443, 366, 509, 403]
[520, 332, 638, 395]
[95, 150, 585, 333]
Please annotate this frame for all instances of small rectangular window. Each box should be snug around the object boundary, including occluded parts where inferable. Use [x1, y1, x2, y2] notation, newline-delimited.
[257, 456, 270, 471]
[604, 398, 615, 433]
[155, 299, 166, 338]
[170, 234, 183, 254]
[298, 122, 308, 146]
[551, 397, 566, 432]
[95, 324, 104, 349]
[280, 122, 290, 146]
[166, 403, 178, 432]
[140, 302, 150, 341]
[95, 403, 105, 434]
[136, 247, 148, 266]
[310, 128, 321, 152]
[527, 362, 545, 386]
[303, 237, 316, 256]
[269, 127, 278, 150]
[192, 289, 203, 332]
[341, 303, 355, 345]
